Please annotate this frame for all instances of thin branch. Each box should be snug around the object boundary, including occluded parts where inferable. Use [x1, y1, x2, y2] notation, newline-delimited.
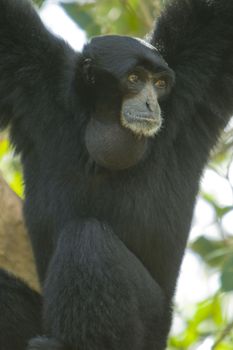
[0, 174, 40, 291]
[212, 320, 233, 349]
[138, 1, 154, 29]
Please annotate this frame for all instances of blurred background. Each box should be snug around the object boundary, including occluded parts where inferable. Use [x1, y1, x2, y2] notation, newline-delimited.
[0, 0, 233, 349]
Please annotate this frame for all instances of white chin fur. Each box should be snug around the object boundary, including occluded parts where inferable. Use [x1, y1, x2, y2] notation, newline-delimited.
[121, 115, 162, 138]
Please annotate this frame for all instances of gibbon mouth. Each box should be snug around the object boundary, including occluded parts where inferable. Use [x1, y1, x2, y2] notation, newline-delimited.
[125, 114, 160, 124]
[123, 110, 159, 121]
[121, 112, 162, 138]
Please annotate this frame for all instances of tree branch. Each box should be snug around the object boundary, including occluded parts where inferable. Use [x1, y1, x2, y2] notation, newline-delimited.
[0, 174, 39, 291]
[212, 319, 233, 349]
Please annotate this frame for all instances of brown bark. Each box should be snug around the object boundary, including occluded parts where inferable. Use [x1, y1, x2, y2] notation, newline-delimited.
[0, 174, 40, 291]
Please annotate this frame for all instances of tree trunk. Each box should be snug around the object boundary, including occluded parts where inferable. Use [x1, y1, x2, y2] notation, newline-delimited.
[0, 174, 39, 291]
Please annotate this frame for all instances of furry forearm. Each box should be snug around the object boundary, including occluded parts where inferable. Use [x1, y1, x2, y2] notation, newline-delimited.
[152, 0, 233, 131]
[0, 0, 68, 129]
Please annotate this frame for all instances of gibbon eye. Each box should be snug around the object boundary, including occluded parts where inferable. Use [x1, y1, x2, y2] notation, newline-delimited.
[128, 74, 139, 83]
[154, 79, 167, 89]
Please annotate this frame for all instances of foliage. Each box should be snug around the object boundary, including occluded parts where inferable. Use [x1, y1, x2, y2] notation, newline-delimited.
[0, 134, 23, 197]
[0, 0, 232, 348]
[33, 0, 44, 7]
[59, 0, 161, 38]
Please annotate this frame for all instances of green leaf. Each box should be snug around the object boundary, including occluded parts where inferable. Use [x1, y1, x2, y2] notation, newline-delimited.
[216, 206, 233, 218]
[191, 237, 229, 267]
[10, 171, 24, 198]
[221, 255, 233, 292]
[215, 341, 233, 350]
[0, 138, 10, 158]
[61, 3, 101, 37]
[169, 296, 224, 348]
[33, 0, 44, 7]
[60, 0, 153, 38]
[202, 193, 233, 219]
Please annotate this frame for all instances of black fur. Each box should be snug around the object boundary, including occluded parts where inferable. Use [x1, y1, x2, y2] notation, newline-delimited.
[0, 269, 42, 350]
[0, 0, 233, 349]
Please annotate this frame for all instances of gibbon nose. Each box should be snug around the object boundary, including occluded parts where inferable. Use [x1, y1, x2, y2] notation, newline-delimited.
[146, 100, 154, 112]
[146, 100, 152, 111]
[146, 99, 160, 115]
